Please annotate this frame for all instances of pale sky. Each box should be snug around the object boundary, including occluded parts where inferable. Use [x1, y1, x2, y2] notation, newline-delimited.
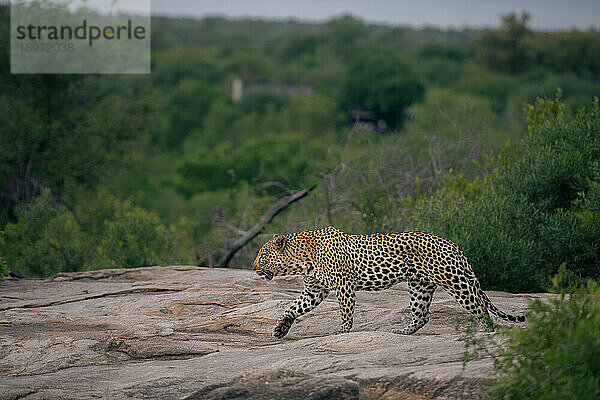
[5, 0, 600, 30]
[150, 0, 600, 30]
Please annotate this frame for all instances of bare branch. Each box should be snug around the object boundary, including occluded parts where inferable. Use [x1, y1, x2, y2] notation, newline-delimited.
[216, 185, 316, 267]
[254, 181, 294, 194]
[215, 220, 248, 237]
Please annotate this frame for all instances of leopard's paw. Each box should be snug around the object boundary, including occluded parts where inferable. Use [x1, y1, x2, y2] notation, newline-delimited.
[273, 317, 294, 339]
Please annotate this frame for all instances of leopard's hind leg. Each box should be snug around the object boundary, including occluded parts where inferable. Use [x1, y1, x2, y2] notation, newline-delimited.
[440, 278, 495, 331]
[394, 280, 437, 335]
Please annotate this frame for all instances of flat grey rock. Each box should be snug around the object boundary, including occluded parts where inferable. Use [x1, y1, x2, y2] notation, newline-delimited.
[0, 266, 537, 399]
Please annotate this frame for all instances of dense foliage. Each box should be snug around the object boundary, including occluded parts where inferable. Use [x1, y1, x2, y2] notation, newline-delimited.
[476, 13, 600, 75]
[0, 254, 6, 280]
[409, 94, 600, 292]
[490, 279, 600, 399]
[343, 52, 425, 129]
[0, 190, 176, 276]
[1, 5, 599, 287]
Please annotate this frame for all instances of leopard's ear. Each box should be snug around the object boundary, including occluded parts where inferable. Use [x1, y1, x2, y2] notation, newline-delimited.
[272, 233, 279, 238]
[274, 234, 286, 250]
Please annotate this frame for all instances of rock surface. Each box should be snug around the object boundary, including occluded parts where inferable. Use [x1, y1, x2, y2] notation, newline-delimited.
[0, 266, 539, 399]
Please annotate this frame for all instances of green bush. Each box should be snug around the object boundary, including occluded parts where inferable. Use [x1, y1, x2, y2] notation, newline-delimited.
[1, 190, 90, 276]
[416, 57, 465, 87]
[0, 253, 8, 279]
[507, 73, 600, 116]
[95, 203, 176, 268]
[410, 94, 600, 292]
[0, 190, 178, 276]
[490, 279, 600, 399]
[455, 63, 516, 113]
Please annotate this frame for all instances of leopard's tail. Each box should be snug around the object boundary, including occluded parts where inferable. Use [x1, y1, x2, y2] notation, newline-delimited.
[475, 283, 526, 323]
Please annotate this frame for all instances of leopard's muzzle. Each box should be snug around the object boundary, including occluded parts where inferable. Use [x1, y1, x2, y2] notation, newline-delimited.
[258, 270, 274, 280]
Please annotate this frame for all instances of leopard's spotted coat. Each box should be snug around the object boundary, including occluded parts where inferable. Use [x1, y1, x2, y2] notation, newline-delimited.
[253, 226, 525, 338]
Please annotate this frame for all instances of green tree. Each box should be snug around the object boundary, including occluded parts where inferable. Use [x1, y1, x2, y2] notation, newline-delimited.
[161, 78, 217, 148]
[0, 5, 148, 224]
[343, 52, 425, 130]
[475, 13, 533, 73]
[325, 15, 369, 60]
[475, 13, 600, 77]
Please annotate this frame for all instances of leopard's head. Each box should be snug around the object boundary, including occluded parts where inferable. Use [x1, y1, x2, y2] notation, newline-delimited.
[252, 233, 314, 280]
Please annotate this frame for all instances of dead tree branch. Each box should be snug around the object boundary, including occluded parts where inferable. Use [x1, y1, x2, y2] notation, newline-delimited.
[217, 185, 316, 267]
[254, 181, 295, 194]
[212, 209, 247, 237]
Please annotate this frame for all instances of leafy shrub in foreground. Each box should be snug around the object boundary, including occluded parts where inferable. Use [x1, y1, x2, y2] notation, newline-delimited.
[490, 279, 600, 400]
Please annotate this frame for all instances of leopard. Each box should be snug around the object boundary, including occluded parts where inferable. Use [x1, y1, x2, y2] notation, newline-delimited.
[252, 226, 525, 338]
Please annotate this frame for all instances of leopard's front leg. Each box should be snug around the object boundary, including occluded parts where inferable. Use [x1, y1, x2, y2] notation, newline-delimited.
[335, 279, 356, 334]
[274, 277, 329, 339]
